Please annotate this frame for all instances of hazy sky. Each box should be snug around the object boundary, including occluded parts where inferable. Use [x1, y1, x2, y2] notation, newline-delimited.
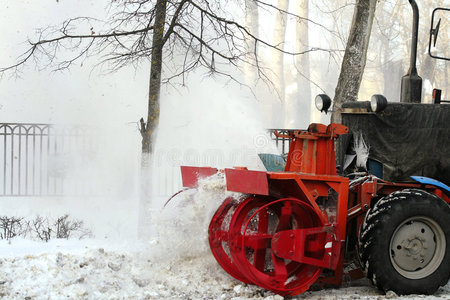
[0, 0, 149, 126]
[0, 1, 287, 127]
[0, 1, 283, 238]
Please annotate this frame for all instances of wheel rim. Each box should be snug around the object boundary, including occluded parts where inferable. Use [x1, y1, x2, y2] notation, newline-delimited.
[229, 197, 324, 296]
[208, 197, 253, 284]
[389, 216, 446, 279]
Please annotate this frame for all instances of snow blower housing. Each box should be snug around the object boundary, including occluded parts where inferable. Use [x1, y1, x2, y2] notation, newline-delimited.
[175, 1, 450, 297]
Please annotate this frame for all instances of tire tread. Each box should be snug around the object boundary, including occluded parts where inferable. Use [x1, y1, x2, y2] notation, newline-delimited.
[358, 189, 450, 295]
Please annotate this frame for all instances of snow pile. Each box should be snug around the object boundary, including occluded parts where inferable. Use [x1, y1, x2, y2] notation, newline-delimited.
[152, 173, 243, 260]
[1, 176, 449, 299]
[0, 237, 449, 300]
[0, 238, 270, 300]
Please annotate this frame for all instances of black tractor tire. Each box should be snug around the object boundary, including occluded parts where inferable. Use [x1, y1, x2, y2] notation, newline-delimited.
[358, 189, 450, 295]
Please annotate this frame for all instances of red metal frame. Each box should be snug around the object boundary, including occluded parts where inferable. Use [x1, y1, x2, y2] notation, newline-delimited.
[282, 123, 348, 175]
[228, 196, 326, 296]
[178, 123, 450, 296]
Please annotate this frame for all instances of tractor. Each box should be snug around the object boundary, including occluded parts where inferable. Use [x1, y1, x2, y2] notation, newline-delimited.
[176, 0, 450, 296]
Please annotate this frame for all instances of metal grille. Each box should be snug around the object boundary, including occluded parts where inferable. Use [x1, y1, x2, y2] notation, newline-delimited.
[268, 129, 292, 157]
[0, 123, 94, 196]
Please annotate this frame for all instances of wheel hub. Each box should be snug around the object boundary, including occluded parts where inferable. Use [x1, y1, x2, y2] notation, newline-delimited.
[390, 217, 446, 279]
[404, 238, 424, 256]
[228, 198, 325, 296]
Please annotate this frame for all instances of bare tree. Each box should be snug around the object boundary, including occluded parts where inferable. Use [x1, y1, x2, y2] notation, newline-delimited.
[1, 0, 328, 154]
[372, 0, 405, 100]
[285, 0, 311, 128]
[244, 0, 260, 87]
[331, 0, 377, 123]
[272, 0, 289, 126]
[1, 1, 341, 237]
[372, 0, 447, 103]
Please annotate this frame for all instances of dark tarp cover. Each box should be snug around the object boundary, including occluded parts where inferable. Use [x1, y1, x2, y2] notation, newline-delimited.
[338, 102, 450, 185]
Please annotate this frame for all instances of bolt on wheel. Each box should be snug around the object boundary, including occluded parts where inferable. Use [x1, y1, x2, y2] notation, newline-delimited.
[390, 216, 446, 280]
[359, 189, 450, 295]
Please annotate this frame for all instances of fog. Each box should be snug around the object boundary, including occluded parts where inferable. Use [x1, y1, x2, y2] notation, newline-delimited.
[0, 0, 447, 239]
[0, 1, 281, 239]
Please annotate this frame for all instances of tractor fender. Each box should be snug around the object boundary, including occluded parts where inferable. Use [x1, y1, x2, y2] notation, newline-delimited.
[411, 176, 450, 194]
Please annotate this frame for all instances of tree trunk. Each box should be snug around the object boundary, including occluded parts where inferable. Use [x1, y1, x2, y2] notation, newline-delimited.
[378, 1, 402, 101]
[244, 0, 259, 87]
[138, 0, 167, 238]
[272, 0, 289, 127]
[331, 0, 377, 124]
[285, 0, 310, 128]
[141, 0, 167, 154]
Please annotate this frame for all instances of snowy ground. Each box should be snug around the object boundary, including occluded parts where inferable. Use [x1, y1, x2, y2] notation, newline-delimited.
[1, 176, 449, 300]
[0, 238, 449, 300]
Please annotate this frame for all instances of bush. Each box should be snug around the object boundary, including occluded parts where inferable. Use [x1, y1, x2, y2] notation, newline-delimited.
[0, 215, 92, 241]
[0, 216, 25, 240]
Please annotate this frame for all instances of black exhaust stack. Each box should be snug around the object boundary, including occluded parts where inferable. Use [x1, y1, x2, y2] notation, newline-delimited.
[400, 0, 422, 103]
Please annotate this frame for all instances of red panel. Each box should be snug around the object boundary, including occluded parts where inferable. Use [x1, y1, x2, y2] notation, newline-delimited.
[180, 166, 218, 187]
[308, 123, 327, 133]
[225, 168, 269, 195]
[271, 227, 340, 269]
[284, 123, 347, 175]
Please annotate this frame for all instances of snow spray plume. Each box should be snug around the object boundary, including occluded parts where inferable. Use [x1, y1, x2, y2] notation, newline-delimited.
[152, 173, 243, 262]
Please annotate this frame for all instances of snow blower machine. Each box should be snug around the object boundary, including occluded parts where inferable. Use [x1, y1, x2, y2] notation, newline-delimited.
[176, 1, 450, 296]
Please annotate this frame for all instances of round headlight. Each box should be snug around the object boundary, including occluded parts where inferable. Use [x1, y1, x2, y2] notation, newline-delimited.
[315, 94, 332, 112]
[370, 94, 388, 113]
